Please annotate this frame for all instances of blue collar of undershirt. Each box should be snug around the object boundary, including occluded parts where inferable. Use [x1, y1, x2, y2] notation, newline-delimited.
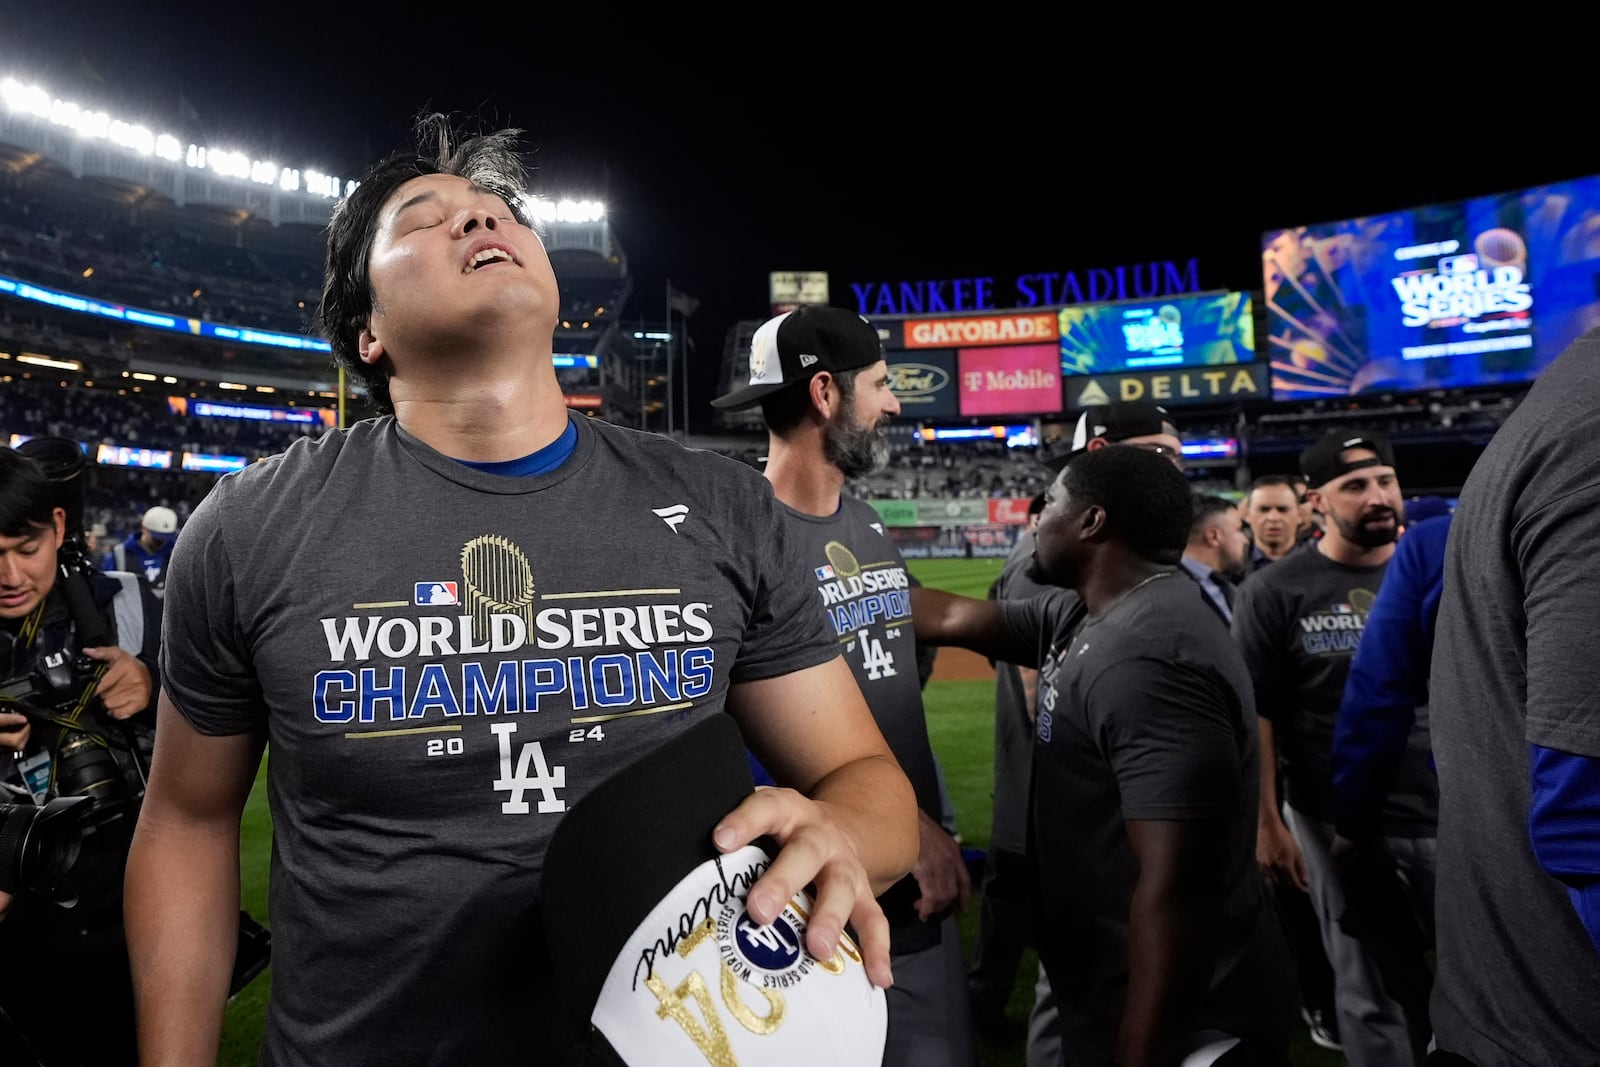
[453, 416, 578, 477]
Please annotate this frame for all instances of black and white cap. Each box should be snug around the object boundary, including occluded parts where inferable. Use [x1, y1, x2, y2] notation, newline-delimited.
[542, 712, 888, 1065]
[710, 305, 885, 410]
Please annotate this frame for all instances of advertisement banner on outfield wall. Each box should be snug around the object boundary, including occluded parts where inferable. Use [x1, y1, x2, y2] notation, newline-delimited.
[915, 499, 990, 525]
[869, 500, 920, 527]
[988, 497, 1034, 524]
[962, 524, 1019, 557]
[885, 350, 957, 417]
[885, 525, 969, 559]
[1062, 362, 1271, 410]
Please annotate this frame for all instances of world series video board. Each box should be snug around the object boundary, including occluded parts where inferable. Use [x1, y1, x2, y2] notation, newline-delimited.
[1262, 172, 1600, 400]
[1058, 290, 1255, 376]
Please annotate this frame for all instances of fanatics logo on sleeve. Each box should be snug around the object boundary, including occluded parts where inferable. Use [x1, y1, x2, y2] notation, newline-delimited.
[415, 581, 459, 605]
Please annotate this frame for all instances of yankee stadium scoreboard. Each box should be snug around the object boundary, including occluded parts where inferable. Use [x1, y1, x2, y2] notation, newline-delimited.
[871, 291, 1268, 420]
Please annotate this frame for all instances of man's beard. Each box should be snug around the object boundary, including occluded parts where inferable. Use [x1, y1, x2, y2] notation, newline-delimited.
[1336, 507, 1399, 549]
[824, 412, 889, 479]
[1025, 542, 1072, 589]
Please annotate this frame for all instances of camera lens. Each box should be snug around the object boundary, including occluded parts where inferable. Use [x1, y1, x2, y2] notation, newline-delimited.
[0, 796, 88, 906]
[54, 735, 125, 803]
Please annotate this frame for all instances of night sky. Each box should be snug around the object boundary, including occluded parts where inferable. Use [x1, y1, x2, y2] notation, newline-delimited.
[3, 3, 1595, 414]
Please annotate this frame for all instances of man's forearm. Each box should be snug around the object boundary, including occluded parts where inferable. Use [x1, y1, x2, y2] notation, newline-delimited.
[909, 587, 1026, 664]
[125, 818, 247, 1063]
[1258, 717, 1283, 827]
[808, 753, 919, 896]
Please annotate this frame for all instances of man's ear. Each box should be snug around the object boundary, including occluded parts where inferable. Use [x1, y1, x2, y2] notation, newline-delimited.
[1305, 488, 1325, 515]
[358, 325, 385, 366]
[1080, 503, 1108, 541]
[807, 371, 835, 419]
[1086, 437, 1109, 452]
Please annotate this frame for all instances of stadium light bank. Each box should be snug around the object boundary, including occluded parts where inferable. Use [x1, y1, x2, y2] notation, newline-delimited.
[0, 73, 607, 223]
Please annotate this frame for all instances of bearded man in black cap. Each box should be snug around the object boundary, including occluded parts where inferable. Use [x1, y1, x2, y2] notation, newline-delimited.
[713, 305, 978, 1067]
[1231, 430, 1437, 1067]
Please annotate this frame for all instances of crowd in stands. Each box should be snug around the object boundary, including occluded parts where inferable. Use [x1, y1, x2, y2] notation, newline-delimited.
[2, 374, 332, 540]
[0, 184, 323, 337]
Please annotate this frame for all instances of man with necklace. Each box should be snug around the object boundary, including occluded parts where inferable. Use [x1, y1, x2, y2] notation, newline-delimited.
[913, 444, 1292, 1066]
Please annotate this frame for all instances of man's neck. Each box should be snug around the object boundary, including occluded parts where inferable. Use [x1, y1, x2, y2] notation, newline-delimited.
[1183, 547, 1220, 574]
[762, 432, 845, 517]
[391, 360, 570, 462]
[1257, 539, 1293, 561]
[1078, 552, 1175, 617]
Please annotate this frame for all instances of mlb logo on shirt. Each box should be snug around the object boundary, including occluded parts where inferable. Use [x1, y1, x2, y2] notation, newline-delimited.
[1333, 603, 1352, 613]
[415, 581, 459, 605]
[815, 565, 835, 580]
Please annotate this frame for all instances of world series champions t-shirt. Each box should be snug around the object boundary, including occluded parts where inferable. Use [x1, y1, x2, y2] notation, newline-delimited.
[778, 495, 945, 953]
[1232, 545, 1437, 833]
[159, 414, 841, 1067]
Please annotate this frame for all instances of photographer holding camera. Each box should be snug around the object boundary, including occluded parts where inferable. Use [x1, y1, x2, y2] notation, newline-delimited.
[0, 442, 160, 1066]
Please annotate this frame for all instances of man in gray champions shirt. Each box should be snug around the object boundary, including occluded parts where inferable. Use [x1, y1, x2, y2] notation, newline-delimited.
[712, 303, 977, 1066]
[122, 118, 920, 1066]
[913, 444, 1293, 1066]
[1232, 430, 1436, 1066]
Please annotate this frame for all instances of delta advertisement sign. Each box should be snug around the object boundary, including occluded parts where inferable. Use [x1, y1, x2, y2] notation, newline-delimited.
[1062, 363, 1271, 409]
[879, 312, 1063, 417]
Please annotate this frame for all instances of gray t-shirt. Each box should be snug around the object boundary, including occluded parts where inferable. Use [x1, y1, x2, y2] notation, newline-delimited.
[778, 494, 943, 951]
[160, 414, 839, 1066]
[1429, 332, 1600, 1062]
[1233, 545, 1438, 833]
[1002, 573, 1291, 1058]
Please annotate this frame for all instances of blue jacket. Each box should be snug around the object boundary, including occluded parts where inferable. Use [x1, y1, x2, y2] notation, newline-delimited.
[103, 532, 174, 591]
[1331, 513, 1451, 840]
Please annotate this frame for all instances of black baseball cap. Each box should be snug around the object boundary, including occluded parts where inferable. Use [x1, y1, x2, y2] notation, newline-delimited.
[711, 306, 885, 410]
[1299, 430, 1396, 489]
[541, 712, 888, 1064]
[1042, 400, 1177, 472]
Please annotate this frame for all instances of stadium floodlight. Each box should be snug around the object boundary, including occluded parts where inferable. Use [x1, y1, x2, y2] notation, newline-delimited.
[521, 194, 606, 225]
[2, 72, 345, 199]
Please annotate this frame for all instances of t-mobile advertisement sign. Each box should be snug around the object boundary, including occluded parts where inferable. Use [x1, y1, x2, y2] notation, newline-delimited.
[957, 343, 1062, 417]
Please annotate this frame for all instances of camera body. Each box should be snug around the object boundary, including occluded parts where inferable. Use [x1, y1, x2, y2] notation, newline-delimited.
[1, 436, 148, 913]
[1, 630, 147, 916]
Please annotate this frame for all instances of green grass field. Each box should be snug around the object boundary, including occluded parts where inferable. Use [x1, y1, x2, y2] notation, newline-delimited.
[216, 556, 1338, 1065]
